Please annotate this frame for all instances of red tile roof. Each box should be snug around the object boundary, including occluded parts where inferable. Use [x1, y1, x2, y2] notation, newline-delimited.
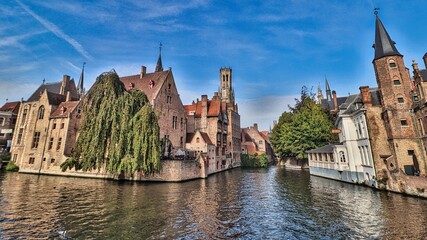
[0, 101, 21, 114]
[50, 101, 80, 118]
[184, 96, 223, 118]
[120, 70, 170, 102]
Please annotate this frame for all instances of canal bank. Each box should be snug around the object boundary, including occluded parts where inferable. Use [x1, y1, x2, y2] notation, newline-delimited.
[1, 165, 427, 239]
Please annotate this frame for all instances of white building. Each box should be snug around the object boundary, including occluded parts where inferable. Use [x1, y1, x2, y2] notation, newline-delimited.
[308, 93, 377, 187]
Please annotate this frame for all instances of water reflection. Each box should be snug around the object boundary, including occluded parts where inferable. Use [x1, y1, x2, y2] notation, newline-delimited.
[1, 167, 427, 239]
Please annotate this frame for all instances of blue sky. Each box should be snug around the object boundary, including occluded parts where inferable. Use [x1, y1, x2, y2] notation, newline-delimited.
[1, 0, 427, 130]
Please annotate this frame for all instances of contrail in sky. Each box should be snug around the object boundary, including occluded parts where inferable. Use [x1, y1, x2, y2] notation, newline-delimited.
[14, 0, 93, 60]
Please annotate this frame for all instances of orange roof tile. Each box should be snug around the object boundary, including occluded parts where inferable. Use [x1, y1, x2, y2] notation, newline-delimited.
[0, 101, 21, 114]
[120, 70, 170, 102]
[50, 101, 80, 118]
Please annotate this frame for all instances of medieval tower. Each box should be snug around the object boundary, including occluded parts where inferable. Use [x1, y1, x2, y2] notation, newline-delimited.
[372, 14, 426, 174]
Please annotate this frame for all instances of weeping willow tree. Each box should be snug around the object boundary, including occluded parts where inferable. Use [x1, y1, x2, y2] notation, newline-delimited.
[61, 70, 161, 176]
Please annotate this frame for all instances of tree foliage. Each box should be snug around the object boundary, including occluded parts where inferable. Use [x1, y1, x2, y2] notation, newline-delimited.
[241, 153, 269, 168]
[61, 70, 161, 176]
[271, 86, 334, 159]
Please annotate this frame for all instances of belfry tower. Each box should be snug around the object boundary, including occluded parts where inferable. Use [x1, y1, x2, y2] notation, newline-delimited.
[219, 67, 235, 109]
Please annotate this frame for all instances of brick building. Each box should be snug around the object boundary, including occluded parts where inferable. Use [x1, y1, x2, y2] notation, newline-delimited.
[241, 123, 274, 162]
[185, 67, 241, 169]
[0, 101, 21, 152]
[120, 51, 187, 154]
[10, 75, 82, 173]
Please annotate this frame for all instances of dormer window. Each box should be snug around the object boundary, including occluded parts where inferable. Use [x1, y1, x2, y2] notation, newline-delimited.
[128, 82, 134, 90]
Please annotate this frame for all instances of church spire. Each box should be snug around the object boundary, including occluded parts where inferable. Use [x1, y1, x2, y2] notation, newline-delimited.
[77, 62, 85, 96]
[325, 77, 332, 101]
[373, 12, 402, 61]
[155, 42, 163, 72]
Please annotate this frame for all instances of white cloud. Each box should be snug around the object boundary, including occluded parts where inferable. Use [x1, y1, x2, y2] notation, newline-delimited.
[14, 0, 93, 60]
[238, 95, 297, 130]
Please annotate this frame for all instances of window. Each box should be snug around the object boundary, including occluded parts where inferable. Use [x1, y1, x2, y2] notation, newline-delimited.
[172, 116, 177, 129]
[397, 97, 404, 103]
[48, 137, 54, 150]
[21, 108, 28, 126]
[401, 119, 408, 126]
[180, 137, 183, 146]
[17, 128, 23, 144]
[50, 158, 55, 163]
[38, 106, 45, 119]
[259, 140, 263, 145]
[167, 95, 172, 104]
[12, 154, 17, 162]
[57, 138, 62, 150]
[393, 79, 401, 85]
[52, 123, 57, 129]
[32, 132, 40, 148]
[0, 133, 4, 137]
[29, 157, 35, 164]
[60, 123, 65, 129]
[180, 118, 184, 129]
[339, 151, 346, 162]
[389, 61, 397, 68]
[196, 137, 200, 143]
[0, 117, 4, 125]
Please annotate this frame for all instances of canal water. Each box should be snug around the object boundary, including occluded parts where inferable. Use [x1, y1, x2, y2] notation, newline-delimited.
[1, 166, 427, 239]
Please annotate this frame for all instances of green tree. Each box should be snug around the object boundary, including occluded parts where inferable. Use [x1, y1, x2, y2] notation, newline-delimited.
[271, 86, 334, 159]
[61, 70, 161, 176]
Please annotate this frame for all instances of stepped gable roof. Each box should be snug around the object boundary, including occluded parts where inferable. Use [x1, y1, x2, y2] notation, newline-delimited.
[373, 16, 402, 60]
[28, 82, 62, 102]
[307, 144, 339, 154]
[0, 101, 21, 114]
[51, 101, 79, 118]
[120, 70, 170, 102]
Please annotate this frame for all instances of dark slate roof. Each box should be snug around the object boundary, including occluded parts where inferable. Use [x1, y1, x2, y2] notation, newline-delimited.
[370, 88, 382, 106]
[420, 69, 427, 82]
[47, 92, 66, 106]
[321, 96, 348, 111]
[373, 16, 402, 60]
[27, 82, 62, 102]
[339, 94, 360, 114]
[307, 144, 340, 154]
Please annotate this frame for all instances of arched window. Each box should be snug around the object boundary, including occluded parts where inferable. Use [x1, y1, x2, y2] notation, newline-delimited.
[38, 106, 45, 120]
[196, 137, 200, 143]
[339, 151, 346, 162]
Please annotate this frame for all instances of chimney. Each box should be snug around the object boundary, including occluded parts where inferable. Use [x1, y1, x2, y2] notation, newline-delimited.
[253, 123, 258, 131]
[66, 91, 71, 102]
[423, 53, 427, 69]
[201, 95, 208, 118]
[359, 86, 372, 107]
[61, 75, 70, 95]
[332, 90, 338, 112]
[140, 66, 147, 79]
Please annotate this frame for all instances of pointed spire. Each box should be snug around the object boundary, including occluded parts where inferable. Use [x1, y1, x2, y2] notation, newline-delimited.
[373, 13, 402, 60]
[155, 42, 163, 72]
[325, 77, 332, 101]
[77, 62, 85, 96]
